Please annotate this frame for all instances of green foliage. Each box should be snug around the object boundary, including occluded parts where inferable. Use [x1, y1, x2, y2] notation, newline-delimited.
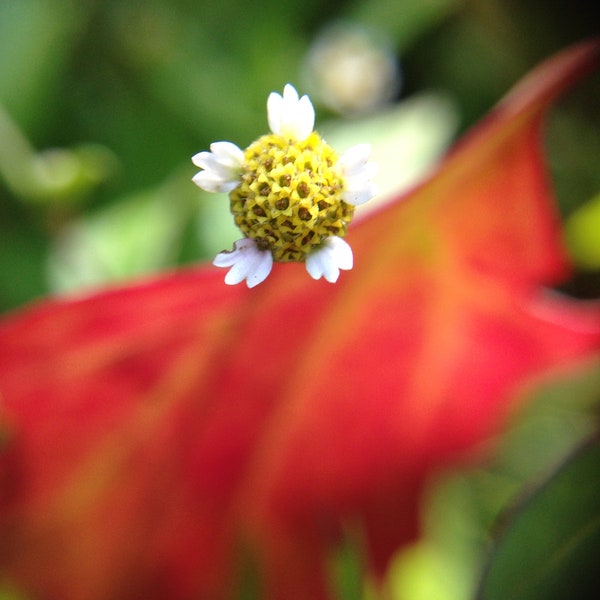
[478, 435, 600, 600]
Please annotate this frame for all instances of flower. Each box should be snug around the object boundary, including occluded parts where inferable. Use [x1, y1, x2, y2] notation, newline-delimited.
[191, 142, 245, 193]
[192, 84, 378, 287]
[212, 238, 273, 288]
[305, 236, 353, 283]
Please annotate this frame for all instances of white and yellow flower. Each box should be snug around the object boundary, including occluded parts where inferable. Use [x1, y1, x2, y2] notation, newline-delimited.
[192, 84, 377, 287]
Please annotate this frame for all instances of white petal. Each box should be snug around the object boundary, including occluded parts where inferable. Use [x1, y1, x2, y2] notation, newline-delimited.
[192, 170, 240, 193]
[191, 141, 243, 193]
[192, 153, 236, 179]
[342, 182, 379, 206]
[213, 238, 273, 287]
[336, 144, 378, 207]
[209, 141, 245, 166]
[355, 161, 379, 181]
[246, 250, 273, 288]
[305, 249, 328, 281]
[329, 236, 354, 270]
[310, 251, 339, 282]
[305, 237, 353, 283]
[267, 91, 284, 136]
[282, 83, 300, 103]
[337, 144, 371, 174]
[224, 259, 252, 286]
[267, 84, 315, 142]
[295, 95, 316, 141]
[191, 150, 213, 169]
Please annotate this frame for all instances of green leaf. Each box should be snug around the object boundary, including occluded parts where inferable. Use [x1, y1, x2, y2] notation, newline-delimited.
[477, 435, 600, 600]
[46, 171, 197, 293]
[0, 0, 87, 132]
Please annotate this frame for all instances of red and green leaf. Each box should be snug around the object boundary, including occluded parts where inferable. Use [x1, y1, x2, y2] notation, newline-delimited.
[0, 40, 599, 600]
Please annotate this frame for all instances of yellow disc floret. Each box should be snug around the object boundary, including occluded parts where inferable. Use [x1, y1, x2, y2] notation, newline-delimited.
[229, 131, 354, 262]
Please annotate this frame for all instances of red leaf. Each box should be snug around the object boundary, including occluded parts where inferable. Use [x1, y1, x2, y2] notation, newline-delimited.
[1, 40, 599, 600]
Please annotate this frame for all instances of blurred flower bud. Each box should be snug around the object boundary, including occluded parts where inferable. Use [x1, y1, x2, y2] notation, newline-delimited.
[303, 23, 401, 116]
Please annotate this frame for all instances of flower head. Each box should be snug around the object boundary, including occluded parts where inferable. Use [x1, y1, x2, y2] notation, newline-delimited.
[192, 84, 377, 287]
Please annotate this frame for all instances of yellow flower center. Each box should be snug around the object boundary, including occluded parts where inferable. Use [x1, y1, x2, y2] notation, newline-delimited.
[229, 131, 354, 262]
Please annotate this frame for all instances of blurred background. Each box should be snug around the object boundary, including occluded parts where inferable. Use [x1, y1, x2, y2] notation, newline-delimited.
[0, 1, 599, 599]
